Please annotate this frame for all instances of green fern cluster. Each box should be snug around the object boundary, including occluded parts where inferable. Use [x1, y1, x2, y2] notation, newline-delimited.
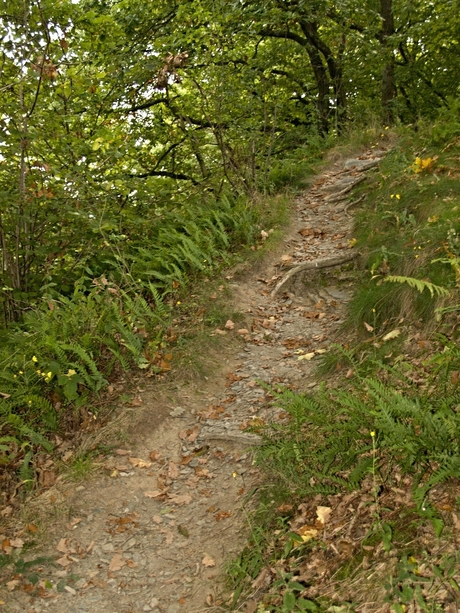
[259, 355, 460, 512]
[0, 280, 170, 467]
[127, 193, 258, 289]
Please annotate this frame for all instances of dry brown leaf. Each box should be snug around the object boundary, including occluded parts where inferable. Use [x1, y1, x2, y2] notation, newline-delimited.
[224, 319, 235, 330]
[363, 321, 374, 332]
[56, 538, 69, 554]
[202, 554, 216, 567]
[9, 538, 24, 549]
[168, 493, 192, 506]
[108, 553, 125, 572]
[115, 449, 131, 456]
[144, 490, 168, 499]
[168, 461, 179, 479]
[6, 580, 20, 591]
[55, 555, 72, 567]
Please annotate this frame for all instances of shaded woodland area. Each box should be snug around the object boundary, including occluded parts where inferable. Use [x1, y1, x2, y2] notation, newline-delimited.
[0, 0, 459, 499]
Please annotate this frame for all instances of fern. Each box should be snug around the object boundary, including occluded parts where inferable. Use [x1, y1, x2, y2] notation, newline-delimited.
[382, 275, 450, 297]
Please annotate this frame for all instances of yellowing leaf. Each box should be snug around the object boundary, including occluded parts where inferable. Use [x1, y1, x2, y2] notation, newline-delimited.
[316, 506, 332, 525]
[382, 329, 400, 342]
[296, 525, 318, 542]
[298, 352, 315, 361]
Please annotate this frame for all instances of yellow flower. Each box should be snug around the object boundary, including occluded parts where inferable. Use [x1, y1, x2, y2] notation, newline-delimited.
[176, 301, 181, 305]
[19, 371, 23, 374]
[67, 369, 77, 377]
[44, 372, 53, 382]
[31, 356, 38, 362]
[370, 431, 376, 437]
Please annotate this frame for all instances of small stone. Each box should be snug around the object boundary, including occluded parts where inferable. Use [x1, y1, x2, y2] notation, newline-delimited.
[143, 606, 152, 612]
[102, 543, 115, 552]
[149, 598, 159, 608]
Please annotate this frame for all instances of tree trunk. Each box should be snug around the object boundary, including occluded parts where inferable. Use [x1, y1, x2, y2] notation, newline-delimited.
[380, 0, 396, 125]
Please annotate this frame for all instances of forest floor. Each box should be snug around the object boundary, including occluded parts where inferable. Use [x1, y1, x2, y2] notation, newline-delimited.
[0, 146, 388, 613]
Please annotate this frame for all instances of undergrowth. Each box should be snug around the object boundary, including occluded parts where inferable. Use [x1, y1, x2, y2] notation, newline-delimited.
[230, 106, 460, 612]
[0, 189, 290, 499]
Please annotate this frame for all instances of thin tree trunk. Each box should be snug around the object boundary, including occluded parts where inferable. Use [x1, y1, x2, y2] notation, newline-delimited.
[380, 0, 396, 125]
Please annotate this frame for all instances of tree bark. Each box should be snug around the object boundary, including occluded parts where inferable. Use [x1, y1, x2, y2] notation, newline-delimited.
[380, 0, 396, 125]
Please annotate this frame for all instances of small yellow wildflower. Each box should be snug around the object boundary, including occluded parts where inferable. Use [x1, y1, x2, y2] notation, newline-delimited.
[31, 356, 38, 362]
[67, 369, 77, 377]
[44, 372, 53, 383]
[396, 194, 401, 200]
[19, 371, 23, 374]
[370, 431, 376, 437]
[176, 301, 181, 305]
[37, 370, 41, 375]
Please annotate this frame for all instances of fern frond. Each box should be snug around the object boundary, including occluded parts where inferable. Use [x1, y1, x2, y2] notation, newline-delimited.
[383, 275, 449, 297]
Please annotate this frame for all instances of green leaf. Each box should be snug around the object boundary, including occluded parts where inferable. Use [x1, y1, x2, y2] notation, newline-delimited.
[283, 590, 296, 611]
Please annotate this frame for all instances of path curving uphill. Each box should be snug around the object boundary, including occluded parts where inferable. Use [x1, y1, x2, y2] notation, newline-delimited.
[1, 148, 386, 613]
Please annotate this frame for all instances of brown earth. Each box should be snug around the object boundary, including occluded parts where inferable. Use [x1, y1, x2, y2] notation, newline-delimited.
[0, 147, 388, 613]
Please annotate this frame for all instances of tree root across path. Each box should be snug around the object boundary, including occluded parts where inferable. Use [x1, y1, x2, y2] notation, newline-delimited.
[271, 252, 359, 297]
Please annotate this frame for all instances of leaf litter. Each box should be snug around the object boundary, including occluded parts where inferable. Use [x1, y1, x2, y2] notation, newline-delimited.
[0, 147, 413, 613]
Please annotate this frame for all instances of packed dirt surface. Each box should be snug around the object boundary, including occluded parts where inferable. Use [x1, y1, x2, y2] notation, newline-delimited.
[0, 148, 387, 613]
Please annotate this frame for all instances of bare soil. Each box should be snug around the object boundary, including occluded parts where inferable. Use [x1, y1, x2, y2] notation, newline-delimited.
[0, 147, 388, 613]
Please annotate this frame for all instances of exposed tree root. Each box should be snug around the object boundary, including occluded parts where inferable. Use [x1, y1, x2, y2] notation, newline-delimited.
[271, 252, 359, 297]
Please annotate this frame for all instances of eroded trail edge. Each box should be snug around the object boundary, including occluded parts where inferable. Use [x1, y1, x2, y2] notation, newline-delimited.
[1, 149, 386, 613]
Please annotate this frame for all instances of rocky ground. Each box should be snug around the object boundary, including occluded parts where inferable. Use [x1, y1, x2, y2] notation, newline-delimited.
[0, 148, 387, 613]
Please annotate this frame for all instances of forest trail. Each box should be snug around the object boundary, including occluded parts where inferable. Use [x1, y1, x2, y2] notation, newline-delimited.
[1, 147, 387, 613]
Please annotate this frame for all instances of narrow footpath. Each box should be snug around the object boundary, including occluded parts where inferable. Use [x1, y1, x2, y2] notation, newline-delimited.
[1, 147, 387, 613]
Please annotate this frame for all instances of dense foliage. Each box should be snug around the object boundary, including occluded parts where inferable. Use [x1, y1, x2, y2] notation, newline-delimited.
[0, 0, 459, 485]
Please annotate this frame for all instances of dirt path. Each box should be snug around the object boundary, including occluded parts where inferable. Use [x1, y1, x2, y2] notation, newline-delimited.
[0, 148, 387, 613]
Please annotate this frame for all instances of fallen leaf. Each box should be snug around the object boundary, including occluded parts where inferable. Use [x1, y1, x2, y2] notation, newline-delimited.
[237, 328, 249, 335]
[298, 352, 315, 361]
[168, 493, 192, 506]
[224, 320, 235, 330]
[108, 553, 125, 572]
[56, 538, 69, 554]
[296, 525, 319, 542]
[382, 329, 401, 342]
[55, 555, 72, 567]
[364, 322, 374, 332]
[316, 506, 332, 525]
[260, 230, 269, 239]
[152, 515, 163, 524]
[9, 538, 24, 549]
[168, 461, 179, 479]
[149, 450, 162, 461]
[115, 449, 131, 456]
[128, 457, 152, 468]
[144, 490, 168, 499]
[202, 554, 216, 567]
[214, 510, 232, 521]
[6, 580, 20, 591]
